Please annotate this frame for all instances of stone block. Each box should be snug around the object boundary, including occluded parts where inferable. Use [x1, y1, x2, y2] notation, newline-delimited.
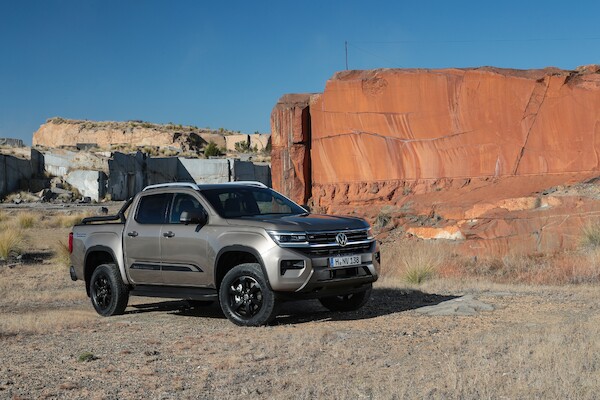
[65, 170, 107, 202]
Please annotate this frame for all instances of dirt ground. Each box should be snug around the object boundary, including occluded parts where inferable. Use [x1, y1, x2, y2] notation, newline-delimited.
[1, 204, 600, 399]
[2, 263, 600, 399]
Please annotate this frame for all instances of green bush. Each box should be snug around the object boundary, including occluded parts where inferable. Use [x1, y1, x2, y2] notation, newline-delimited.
[204, 141, 222, 158]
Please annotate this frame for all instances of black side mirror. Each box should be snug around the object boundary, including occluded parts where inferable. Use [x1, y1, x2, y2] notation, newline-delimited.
[180, 211, 207, 226]
[301, 204, 311, 213]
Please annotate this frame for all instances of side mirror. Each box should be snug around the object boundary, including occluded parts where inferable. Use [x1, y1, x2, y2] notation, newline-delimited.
[301, 204, 311, 213]
[180, 211, 207, 226]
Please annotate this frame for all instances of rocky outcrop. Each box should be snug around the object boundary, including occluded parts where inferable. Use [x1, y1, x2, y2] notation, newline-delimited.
[270, 94, 315, 204]
[272, 66, 600, 255]
[310, 66, 600, 184]
[33, 118, 231, 151]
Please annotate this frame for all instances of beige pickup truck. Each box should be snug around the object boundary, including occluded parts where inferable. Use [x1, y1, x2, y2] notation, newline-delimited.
[69, 182, 380, 326]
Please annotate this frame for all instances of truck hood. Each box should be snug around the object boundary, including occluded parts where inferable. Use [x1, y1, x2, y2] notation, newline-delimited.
[226, 213, 369, 232]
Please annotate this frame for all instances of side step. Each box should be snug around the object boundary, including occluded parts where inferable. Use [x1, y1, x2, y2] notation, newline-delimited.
[130, 285, 218, 301]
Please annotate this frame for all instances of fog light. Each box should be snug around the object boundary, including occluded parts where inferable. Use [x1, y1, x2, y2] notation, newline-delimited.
[280, 260, 305, 275]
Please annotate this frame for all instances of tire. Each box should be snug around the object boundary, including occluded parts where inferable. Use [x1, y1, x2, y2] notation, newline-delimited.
[89, 263, 129, 317]
[319, 286, 372, 312]
[219, 263, 278, 326]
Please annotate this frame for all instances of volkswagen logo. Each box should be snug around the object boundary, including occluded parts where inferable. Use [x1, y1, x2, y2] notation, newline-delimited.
[335, 233, 348, 247]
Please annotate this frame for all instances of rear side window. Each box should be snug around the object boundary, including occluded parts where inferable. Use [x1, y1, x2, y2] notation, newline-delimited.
[135, 193, 171, 224]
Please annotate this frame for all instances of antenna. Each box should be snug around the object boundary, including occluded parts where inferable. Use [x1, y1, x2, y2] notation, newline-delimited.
[345, 41, 348, 70]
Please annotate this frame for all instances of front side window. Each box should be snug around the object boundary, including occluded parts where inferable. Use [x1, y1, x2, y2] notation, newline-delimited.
[201, 187, 305, 218]
[169, 193, 205, 224]
[135, 193, 171, 224]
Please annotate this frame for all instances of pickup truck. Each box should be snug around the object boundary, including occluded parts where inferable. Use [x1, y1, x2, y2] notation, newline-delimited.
[69, 181, 380, 326]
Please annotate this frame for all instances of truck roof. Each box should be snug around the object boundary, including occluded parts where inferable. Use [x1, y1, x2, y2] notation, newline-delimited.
[142, 181, 269, 192]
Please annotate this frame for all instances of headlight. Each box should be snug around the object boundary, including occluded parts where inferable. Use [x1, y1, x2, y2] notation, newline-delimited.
[367, 227, 374, 239]
[267, 231, 308, 247]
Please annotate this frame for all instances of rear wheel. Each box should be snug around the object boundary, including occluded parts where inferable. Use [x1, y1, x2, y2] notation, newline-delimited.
[219, 263, 278, 326]
[90, 263, 129, 316]
[319, 286, 372, 312]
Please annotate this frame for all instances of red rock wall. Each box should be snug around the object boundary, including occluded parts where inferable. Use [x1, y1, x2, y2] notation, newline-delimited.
[310, 67, 600, 184]
[270, 94, 314, 205]
[271, 66, 600, 255]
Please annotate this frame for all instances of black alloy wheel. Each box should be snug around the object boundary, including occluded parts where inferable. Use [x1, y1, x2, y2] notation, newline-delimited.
[89, 263, 129, 317]
[227, 275, 263, 318]
[219, 263, 278, 326]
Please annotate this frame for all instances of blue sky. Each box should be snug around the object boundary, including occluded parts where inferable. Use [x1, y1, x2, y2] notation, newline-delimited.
[1, 0, 599, 144]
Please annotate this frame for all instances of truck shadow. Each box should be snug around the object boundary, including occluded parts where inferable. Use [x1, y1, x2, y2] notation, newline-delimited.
[126, 288, 459, 325]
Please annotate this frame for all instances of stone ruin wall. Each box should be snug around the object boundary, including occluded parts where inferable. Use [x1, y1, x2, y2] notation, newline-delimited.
[271, 66, 600, 254]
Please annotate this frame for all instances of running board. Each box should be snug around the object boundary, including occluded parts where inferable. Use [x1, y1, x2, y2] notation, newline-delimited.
[130, 285, 218, 301]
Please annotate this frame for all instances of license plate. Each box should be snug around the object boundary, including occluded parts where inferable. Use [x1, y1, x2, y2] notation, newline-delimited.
[329, 255, 361, 268]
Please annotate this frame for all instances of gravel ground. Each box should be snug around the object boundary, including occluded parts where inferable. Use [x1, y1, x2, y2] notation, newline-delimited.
[2, 266, 600, 399]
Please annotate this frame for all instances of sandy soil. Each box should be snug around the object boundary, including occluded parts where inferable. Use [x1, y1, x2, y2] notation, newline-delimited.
[2, 261, 600, 399]
[1, 204, 600, 399]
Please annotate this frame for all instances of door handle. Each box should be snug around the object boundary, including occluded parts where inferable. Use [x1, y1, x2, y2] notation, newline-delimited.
[163, 231, 175, 238]
[127, 231, 138, 237]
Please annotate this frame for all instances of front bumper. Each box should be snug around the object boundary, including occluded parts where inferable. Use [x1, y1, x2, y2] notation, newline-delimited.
[262, 240, 380, 294]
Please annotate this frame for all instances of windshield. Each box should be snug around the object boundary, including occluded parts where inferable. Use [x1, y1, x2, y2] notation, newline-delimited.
[200, 186, 307, 218]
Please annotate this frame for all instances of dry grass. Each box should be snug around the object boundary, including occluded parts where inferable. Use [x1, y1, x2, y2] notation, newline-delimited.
[381, 239, 449, 284]
[0, 262, 93, 336]
[54, 239, 71, 268]
[0, 229, 25, 260]
[15, 211, 36, 228]
[0, 310, 95, 336]
[45, 213, 90, 228]
[580, 221, 600, 248]
[380, 236, 600, 286]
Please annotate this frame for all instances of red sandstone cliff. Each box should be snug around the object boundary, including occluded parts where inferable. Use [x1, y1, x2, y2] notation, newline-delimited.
[271, 66, 600, 255]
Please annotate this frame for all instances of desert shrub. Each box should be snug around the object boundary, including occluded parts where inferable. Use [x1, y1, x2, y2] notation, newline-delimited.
[401, 243, 446, 284]
[234, 141, 250, 152]
[375, 211, 391, 229]
[204, 141, 222, 158]
[0, 230, 25, 260]
[77, 352, 97, 362]
[46, 213, 89, 228]
[54, 240, 71, 268]
[16, 212, 37, 229]
[382, 240, 448, 284]
[580, 222, 600, 248]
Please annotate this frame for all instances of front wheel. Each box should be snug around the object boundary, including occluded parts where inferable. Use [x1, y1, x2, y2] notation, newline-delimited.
[89, 263, 129, 316]
[319, 286, 372, 312]
[219, 263, 278, 326]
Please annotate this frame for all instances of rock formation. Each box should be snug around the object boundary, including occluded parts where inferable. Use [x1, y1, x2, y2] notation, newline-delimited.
[270, 94, 315, 204]
[33, 118, 233, 151]
[271, 66, 600, 255]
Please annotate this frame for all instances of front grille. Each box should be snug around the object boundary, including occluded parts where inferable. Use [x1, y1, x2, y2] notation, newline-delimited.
[307, 229, 368, 245]
[295, 243, 373, 257]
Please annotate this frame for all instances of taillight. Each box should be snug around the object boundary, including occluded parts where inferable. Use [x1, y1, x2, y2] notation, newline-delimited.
[68, 232, 73, 253]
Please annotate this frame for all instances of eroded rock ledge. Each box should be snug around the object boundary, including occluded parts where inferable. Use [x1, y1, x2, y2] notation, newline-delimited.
[272, 66, 600, 255]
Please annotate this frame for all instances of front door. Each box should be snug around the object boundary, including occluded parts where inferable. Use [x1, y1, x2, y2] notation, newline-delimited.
[160, 192, 211, 287]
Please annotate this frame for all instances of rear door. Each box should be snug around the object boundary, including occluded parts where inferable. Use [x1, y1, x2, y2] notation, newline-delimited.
[160, 192, 211, 287]
[123, 192, 171, 284]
